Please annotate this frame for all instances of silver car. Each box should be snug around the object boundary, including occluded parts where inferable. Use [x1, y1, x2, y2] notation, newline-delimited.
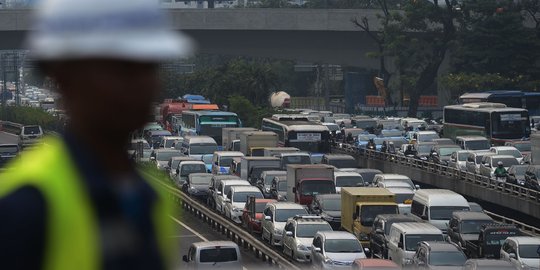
[182, 241, 242, 270]
[282, 216, 333, 263]
[311, 231, 366, 269]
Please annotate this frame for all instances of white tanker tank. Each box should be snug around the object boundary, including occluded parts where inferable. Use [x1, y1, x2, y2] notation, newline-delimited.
[270, 91, 291, 108]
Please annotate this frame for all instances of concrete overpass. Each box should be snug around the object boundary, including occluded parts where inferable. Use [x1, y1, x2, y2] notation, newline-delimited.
[0, 8, 384, 67]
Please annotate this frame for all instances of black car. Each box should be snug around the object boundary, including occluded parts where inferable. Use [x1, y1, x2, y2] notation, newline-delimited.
[369, 214, 418, 259]
[524, 165, 540, 190]
[0, 144, 20, 168]
[506, 165, 528, 186]
[308, 194, 342, 230]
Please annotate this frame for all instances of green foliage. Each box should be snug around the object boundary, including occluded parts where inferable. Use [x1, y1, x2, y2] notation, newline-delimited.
[0, 106, 63, 132]
[228, 95, 275, 128]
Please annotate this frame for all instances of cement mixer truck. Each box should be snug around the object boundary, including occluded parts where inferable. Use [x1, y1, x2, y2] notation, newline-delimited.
[270, 91, 291, 108]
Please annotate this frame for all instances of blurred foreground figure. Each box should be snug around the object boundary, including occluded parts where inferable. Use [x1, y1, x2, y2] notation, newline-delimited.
[0, 0, 192, 269]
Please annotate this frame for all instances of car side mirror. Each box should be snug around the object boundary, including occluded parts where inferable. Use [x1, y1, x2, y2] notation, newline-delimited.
[375, 228, 384, 234]
[182, 255, 188, 262]
[314, 247, 322, 253]
[285, 231, 293, 236]
[421, 214, 428, 220]
[217, 191, 222, 195]
[398, 242, 403, 249]
[509, 253, 517, 259]
[415, 184, 420, 190]
[264, 216, 271, 221]
[150, 157, 156, 161]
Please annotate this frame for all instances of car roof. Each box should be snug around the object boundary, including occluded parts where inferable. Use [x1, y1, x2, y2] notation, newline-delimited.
[466, 259, 515, 267]
[353, 258, 400, 267]
[154, 149, 180, 153]
[491, 146, 519, 151]
[386, 187, 415, 195]
[171, 156, 196, 161]
[230, 186, 261, 193]
[180, 160, 205, 165]
[261, 170, 286, 175]
[214, 151, 244, 156]
[269, 202, 305, 209]
[323, 154, 355, 159]
[506, 236, 540, 245]
[317, 231, 356, 240]
[420, 241, 460, 252]
[376, 174, 410, 180]
[189, 173, 212, 178]
[314, 194, 341, 200]
[489, 155, 517, 159]
[221, 180, 250, 186]
[456, 135, 488, 140]
[289, 216, 329, 225]
[452, 211, 492, 221]
[334, 171, 362, 177]
[192, 241, 238, 249]
[376, 214, 418, 222]
[391, 222, 442, 234]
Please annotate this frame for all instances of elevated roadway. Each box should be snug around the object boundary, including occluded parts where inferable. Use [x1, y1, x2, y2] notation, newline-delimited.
[0, 9, 383, 67]
[334, 147, 540, 223]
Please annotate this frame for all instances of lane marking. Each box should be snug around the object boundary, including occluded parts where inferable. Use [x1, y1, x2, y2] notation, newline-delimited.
[169, 215, 209, 241]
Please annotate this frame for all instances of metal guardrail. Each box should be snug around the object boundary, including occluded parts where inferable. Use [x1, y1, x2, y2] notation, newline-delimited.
[334, 144, 540, 235]
[144, 172, 300, 270]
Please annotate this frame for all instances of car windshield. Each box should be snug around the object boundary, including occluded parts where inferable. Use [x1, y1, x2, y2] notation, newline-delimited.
[171, 160, 181, 170]
[164, 139, 178, 148]
[335, 176, 364, 187]
[512, 143, 531, 152]
[430, 206, 470, 220]
[511, 166, 528, 175]
[498, 150, 522, 158]
[255, 202, 267, 212]
[384, 180, 414, 189]
[201, 155, 212, 164]
[394, 193, 414, 204]
[458, 152, 469, 161]
[429, 251, 466, 266]
[251, 167, 280, 180]
[460, 220, 493, 234]
[278, 181, 287, 191]
[485, 233, 518, 246]
[180, 164, 206, 176]
[518, 244, 540, 258]
[417, 144, 433, 154]
[23, 126, 41, 135]
[324, 239, 363, 253]
[233, 192, 263, 203]
[296, 223, 332, 238]
[275, 209, 307, 222]
[491, 157, 519, 167]
[360, 205, 398, 227]
[190, 144, 218, 155]
[131, 142, 150, 150]
[156, 151, 182, 161]
[418, 133, 439, 142]
[219, 157, 234, 167]
[301, 181, 335, 196]
[199, 248, 238, 263]
[190, 175, 211, 185]
[283, 155, 311, 165]
[475, 155, 489, 163]
[0, 145, 18, 154]
[320, 198, 341, 211]
[358, 172, 379, 184]
[466, 140, 491, 150]
[439, 147, 461, 156]
[404, 235, 444, 251]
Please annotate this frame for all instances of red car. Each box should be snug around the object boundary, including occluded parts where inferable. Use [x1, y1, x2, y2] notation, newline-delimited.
[242, 198, 276, 234]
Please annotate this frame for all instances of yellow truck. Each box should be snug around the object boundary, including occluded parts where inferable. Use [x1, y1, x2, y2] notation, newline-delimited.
[341, 187, 398, 249]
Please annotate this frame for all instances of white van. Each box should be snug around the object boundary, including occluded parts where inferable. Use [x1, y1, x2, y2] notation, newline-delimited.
[211, 151, 244, 175]
[410, 189, 470, 234]
[182, 241, 242, 270]
[387, 222, 444, 267]
[182, 136, 218, 160]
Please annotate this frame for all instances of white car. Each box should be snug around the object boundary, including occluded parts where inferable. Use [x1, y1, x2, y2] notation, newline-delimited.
[214, 179, 250, 214]
[261, 202, 308, 247]
[490, 146, 523, 164]
[311, 231, 366, 269]
[448, 150, 472, 171]
[500, 236, 540, 270]
[223, 186, 263, 224]
[334, 171, 365, 193]
[373, 174, 419, 190]
[282, 216, 333, 263]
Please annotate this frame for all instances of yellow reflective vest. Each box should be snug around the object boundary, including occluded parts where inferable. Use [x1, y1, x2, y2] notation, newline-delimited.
[0, 137, 175, 270]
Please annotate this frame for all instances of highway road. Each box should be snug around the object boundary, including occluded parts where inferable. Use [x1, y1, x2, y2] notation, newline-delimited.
[0, 132, 281, 270]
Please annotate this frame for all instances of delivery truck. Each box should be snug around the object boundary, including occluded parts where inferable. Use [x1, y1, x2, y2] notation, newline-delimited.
[222, 127, 257, 151]
[239, 131, 279, 156]
[341, 187, 398, 249]
[286, 164, 335, 205]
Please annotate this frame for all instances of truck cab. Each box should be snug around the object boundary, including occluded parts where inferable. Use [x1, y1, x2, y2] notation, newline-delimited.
[447, 211, 494, 251]
[464, 223, 521, 259]
[286, 164, 336, 205]
[341, 187, 399, 251]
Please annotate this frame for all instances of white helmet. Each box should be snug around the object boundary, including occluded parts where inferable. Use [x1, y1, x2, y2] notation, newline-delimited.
[27, 0, 194, 61]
